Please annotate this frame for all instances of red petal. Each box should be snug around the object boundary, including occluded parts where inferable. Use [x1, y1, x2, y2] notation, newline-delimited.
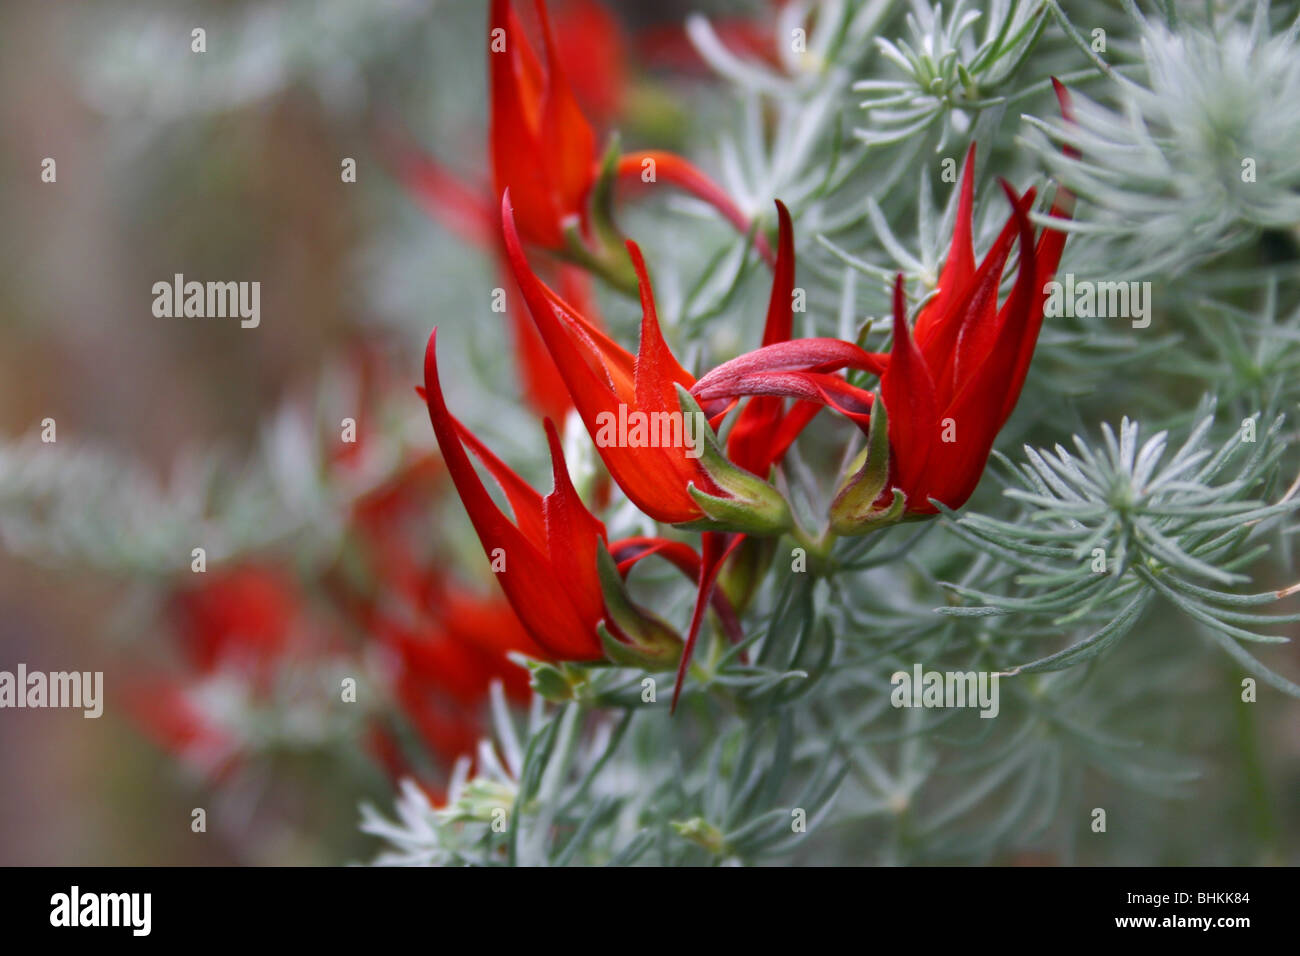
[948, 187, 1036, 401]
[922, 190, 1027, 406]
[504, 196, 703, 523]
[541, 418, 607, 634]
[881, 275, 940, 500]
[535, 0, 598, 224]
[927, 189, 1038, 509]
[762, 200, 796, 345]
[490, 0, 562, 246]
[915, 142, 977, 350]
[453, 413, 546, 549]
[616, 151, 775, 266]
[382, 129, 496, 248]
[693, 338, 886, 401]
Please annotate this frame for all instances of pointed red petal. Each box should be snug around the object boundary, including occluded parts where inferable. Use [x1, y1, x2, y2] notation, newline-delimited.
[672, 531, 746, 712]
[504, 196, 702, 522]
[926, 189, 1038, 509]
[424, 328, 598, 660]
[453, 414, 546, 549]
[916, 142, 977, 349]
[881, 275, 940, 500]
[541, 418, 607, 639]
[490, 0, 562, 246]
[535, 0, 598, 223]
[948, 186, 1036, 401]
[762, 200, 796, 345]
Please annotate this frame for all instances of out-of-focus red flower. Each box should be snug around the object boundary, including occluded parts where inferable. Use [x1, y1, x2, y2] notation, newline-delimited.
[125, 679, 239, 779]
[490, 0, 772, 263]
[376, 590, 536, 765]
[390, 145, 498, 250]
[343, 442, 544, 769]
[638, 18, 782, 75]
[551, 0, 628, 124]
[168, 566, 298, 674]
[489, 0, 598, 249]
[346, 452, 445, 614]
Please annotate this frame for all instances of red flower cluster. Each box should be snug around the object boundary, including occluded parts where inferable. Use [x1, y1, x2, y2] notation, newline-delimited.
[127, 3, 1074, 792]
[402, 3, 1074, 711]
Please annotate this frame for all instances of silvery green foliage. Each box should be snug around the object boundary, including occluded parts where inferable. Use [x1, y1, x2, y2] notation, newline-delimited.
[1021, 2, 1300, 276]
[0, 367, 430, 578]
[854, 0, 1049, 150]
[80, 0, 438, 120]
[938, 412, 1300, 692]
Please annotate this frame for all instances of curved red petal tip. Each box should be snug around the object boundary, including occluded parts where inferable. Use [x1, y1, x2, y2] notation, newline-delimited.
[891, 273, 908, 333]
[1049, 77, 1081, 162]
[424, 327, 441, 394]
[762, 199, 796, 346]
[996, 177, 1021, 208]
[541, 416, 579, 497]
[624, 239, 655, 314]
[960, 143, 977, 195]
[1050, 77, 1076, 123]
[499, 187, 538, 289]
[773, 199, 793, 284]
[774, 198, 793, 255]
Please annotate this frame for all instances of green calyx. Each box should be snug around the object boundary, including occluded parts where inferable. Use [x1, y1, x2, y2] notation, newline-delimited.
[672, 385, 793, 536]
[596, 545, 683, 671]
[829, 391, 909, 536]
[561, 137, 639, 297]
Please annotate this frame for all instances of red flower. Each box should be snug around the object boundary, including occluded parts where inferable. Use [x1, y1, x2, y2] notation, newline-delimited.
[489, 0, 598, 249]
[168, 566, 298, 674]
[694, 201, 885, 477]
[124, 679, 239, 779]
[682, 88, 1074, 533]
[501, 193, 791, 532]
[831, 138, 1073, 528]
[489, 0, 772, 264]
[551, 0, 629, 125]
[423, 327, 690, 667]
